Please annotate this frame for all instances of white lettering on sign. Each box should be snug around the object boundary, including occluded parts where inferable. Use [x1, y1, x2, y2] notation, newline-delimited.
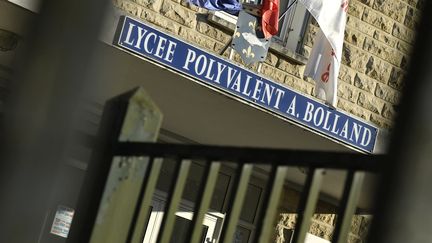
[117, 17, 378, 152]
[123, 24, 177, 63]
[180, 48, 286, 112]
[301, 101, 373, 145]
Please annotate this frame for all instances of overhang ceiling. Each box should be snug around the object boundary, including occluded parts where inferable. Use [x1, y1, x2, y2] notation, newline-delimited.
[86, 42, 378, 211]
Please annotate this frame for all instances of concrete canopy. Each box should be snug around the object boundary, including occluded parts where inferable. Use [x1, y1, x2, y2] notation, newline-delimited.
[86, 41, 378, 211]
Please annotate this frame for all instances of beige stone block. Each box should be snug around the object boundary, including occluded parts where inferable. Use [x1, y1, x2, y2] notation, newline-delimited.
[196, 22, 231, 43]
[375, 83, 401, 104]
[358, 92, 385, 114]
[309, 222, 333, 240]
[392, 22, 415, 42]
[303, 24, 319, 47]
[277, 59, 304, 78]
[140, 7, 157, 23]
[179, 28, 215, 50]
[265, 52, 279, 66]
[213, 42, 226, 55]
[313, 214, 336, 226]
[160, 1, 197, 28]
[388, 67, 405, 90]
[372, 0, 407, 22]
[354, 73, 376, 93]
[119, 1, 142, 16]
[262, 64, 287, 83]
[396, 40, 412, 55]
[362, 8, 394, 33]
[278, 214, 297, 228]
[404, 6, 421, 29]
[350, 216, 363, 235]
[382, 103, 397, 119]
[338, 82, 361, 103]
[302, 46, 312, 58]
[348, 1, 365, 19]
[345, 27, 366, 48]
[400, 55, 409, 69]
[400, 0, 420, 8]
[365, 56, 392, 83]
[362, 37, 402, 66]
[285, 75, 314, 95]
[145, 13, 181, 34]
[339, 65, 355, 84]
[370, 113, 393, 128]
[357, 0, 374, 7]
[133, 0, 163, 12]
[337, 98, 371, 120]
[342, 44, 370, 74]
[372, 29, 397, 47]
[347, 15, 375, 36]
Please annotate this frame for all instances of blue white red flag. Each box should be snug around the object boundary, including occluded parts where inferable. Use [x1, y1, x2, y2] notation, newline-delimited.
[188, 0, 242, 14]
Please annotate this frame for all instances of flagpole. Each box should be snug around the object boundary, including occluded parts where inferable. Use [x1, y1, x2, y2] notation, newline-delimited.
[278, 0, 298, 22]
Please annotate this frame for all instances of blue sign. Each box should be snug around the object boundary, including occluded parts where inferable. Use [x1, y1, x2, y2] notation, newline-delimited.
[114, 16, 378, 153]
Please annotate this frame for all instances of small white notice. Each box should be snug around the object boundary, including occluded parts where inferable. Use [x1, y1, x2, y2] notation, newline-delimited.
[50, 205, 75, 238]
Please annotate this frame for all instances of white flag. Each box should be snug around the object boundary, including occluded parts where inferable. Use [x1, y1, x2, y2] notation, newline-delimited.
[299, 0, 349, 106]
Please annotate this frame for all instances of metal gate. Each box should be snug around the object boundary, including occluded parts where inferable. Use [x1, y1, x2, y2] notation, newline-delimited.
[67, 88, 383, 243]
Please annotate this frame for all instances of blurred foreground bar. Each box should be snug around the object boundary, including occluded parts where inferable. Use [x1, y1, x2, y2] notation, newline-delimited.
[0, 0, 108, 242]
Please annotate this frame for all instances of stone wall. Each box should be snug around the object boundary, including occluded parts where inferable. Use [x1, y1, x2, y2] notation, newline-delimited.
[113, 0, 422, 131]
[275, 186, 372, 243]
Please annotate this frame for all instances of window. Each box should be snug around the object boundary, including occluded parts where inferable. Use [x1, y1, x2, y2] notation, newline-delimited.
[273, 0, 310, 52]
[142, 190, 222, 243]
[210, 0, 310, 55]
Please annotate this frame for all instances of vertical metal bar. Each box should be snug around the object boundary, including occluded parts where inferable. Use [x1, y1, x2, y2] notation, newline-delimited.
[156, 159, 192, 243]
[128, 157, 164, 243]
[68, 96, 130, 243]
[219, 164, 254, 243]
[0, 0, 108, 241]
[291, 168, 325, 243]
[332, 171, 365, 243]
[188, 162, 221, 243]
[255, 166, 288, 243]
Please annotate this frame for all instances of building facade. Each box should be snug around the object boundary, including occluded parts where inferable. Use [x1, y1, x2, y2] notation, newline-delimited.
[103, 0, 421, 241]
[0, 0, 423, 242]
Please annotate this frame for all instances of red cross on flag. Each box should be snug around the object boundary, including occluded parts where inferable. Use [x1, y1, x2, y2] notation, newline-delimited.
[299, 0, 349, 106]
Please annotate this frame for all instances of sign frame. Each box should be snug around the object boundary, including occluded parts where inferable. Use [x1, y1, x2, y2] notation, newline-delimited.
[113, 15, 379, 153]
